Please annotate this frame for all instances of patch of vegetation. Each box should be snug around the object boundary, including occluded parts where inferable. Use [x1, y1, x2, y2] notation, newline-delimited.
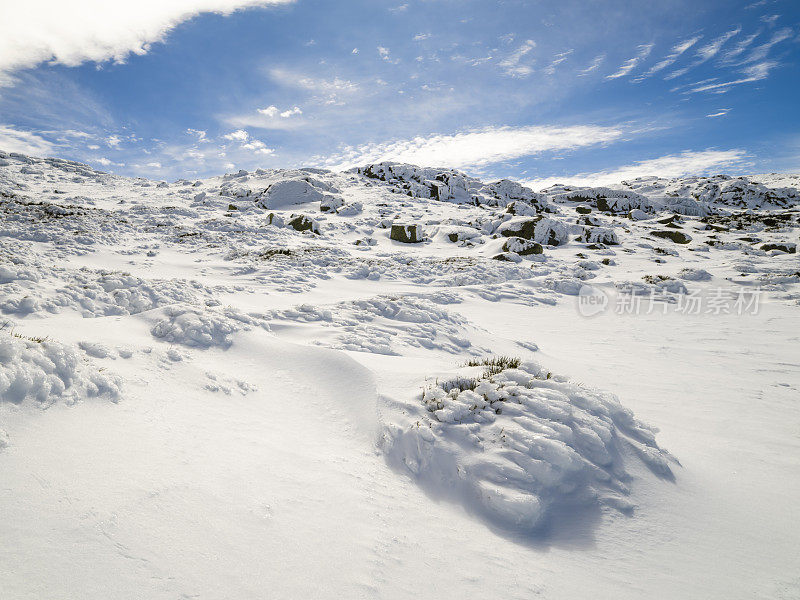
[257, 248, 294, 259]
[642, 274, 675, 284]
[0, 320, 49, 344]
[464, 355, 522, 377]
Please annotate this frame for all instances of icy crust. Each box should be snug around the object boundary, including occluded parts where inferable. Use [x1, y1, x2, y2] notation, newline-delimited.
[382, 362, 674, 531]
[0, 334, 122, 406]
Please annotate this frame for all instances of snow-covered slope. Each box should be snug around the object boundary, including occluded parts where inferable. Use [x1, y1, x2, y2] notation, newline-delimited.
[1, 150, 799, 599]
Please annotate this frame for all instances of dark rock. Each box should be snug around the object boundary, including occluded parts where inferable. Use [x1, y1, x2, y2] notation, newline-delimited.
[390, 223, 423, 243]
[651, 230, 692, 244]
[761, 243, 796, 253]
[502, 236, 543, 256]
[575, 205, 592, 214]
[287, 214, 320, 234]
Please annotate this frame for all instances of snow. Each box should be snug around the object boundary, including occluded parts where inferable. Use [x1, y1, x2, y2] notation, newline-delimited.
[1, 150, 799, 599]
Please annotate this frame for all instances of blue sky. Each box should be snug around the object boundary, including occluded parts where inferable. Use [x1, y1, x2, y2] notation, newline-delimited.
[0, 0, 798, 186]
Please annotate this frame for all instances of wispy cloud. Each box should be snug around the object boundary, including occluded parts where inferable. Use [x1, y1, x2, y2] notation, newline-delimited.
[641, 36, 702, 78]
[499, 40, 536, 77]
[523, 149, 748, 188]
[740, 27, 793, 64]
[721, 31, 762, 62]
[706, 108, 731, 118]
[696, 27, 741, 62]
[606, 44, 654, 79]
[665, 27, 741, 80]
[316, 124, 624, 171]
[683, 60, 779, 94]
[543, 50, 573, 76]
[577, 54, 605, 76]
[0, 1, 295, 84]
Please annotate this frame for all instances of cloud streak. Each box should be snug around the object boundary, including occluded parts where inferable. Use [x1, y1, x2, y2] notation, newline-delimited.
[607, 44, 654, 79]
[316, 125, 624, 171]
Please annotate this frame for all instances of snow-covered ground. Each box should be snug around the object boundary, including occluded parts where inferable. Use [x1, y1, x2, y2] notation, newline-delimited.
[1, 151, 799, 599]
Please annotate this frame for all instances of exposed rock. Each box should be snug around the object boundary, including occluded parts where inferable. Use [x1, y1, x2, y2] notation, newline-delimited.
[287, 214, 321, 234]
[502, 236, 543, 255]
[320, 195, 345, 213]
[496, 216, 568, 246]
[578, 227, 619, 245]
[390, 223, 423, 243]
[651, 230, 692, 244]
[491, 252, 522, 262]
[761, 242, 796, 253]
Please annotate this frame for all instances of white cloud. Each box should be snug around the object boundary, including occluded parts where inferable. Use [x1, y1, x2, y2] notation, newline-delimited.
[258, 105, 280, 117]
[577, 54, 605, 76]
[695, 27, 741, 62]
[683, 60, 779, 94]
[740, 27, 793, 64]
[606, 44, 654, 79]
[268, 68, 359, 99]
[499, 40, 536, 78]
[721, 32, 761, 62]
[279, 106, 302, 118]
[241, 139, 274, 155]
[663, 28, 741, 80]
[706, 108, 731, 118]
[317, 125, 623, 171]
[0, 125, 55, 155]
[543, 50, 573, 76]
[223, 129, 249, 142]
[0, 1, 294, 81]
[186, 128, 207, 141]
[106, 134, 122, 147]
[642, 36, 702, 77]
[523, 149, 748, 189]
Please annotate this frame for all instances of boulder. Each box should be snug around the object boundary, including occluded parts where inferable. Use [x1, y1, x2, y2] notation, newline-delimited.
[496, 216, 568, 246]
[255, 178, 341, 210]
[578, 227, 619, 245]
[491, 252, 522, 262]
[390, 223, 423, 243]
[502, 236, 543, 255]
[320, 195, 345, 213]
[504, 200, 538, 216]
[650, 230, 692, 244]
[287, 214, 321, 234]
[761, 242, 796, 254]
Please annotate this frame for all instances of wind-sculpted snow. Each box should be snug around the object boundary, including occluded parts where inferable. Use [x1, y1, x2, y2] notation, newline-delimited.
[1, 149, 799, 553]
[0, 334, 122, 407]
[149, 304, 269, 349]
[382, 361, 675, 532]
[268, 294, 484, 355]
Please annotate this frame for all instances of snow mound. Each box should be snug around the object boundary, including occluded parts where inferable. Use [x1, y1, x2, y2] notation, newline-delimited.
[254, 178, 341, 210]
[0, 334, 122, 407]
[382, 361, 674, 532]
[149, 304, 266, 348]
